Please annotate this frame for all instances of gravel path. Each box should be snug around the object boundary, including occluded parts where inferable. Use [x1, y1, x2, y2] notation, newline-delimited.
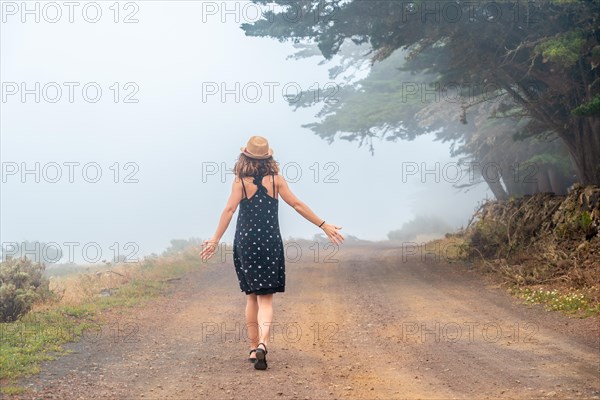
[9, 244, 600, 399]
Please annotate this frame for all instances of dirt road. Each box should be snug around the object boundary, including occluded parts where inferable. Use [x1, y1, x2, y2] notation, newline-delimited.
[11, 244, 600, 399]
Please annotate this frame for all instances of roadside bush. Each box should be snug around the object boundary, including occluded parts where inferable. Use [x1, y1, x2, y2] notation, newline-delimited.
[468, 219, 508, 259]
[464, 185, 600, 291]
[0, 257, 52, 322]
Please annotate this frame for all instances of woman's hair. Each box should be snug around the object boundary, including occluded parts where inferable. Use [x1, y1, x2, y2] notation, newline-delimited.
[233, 153, 279, 178]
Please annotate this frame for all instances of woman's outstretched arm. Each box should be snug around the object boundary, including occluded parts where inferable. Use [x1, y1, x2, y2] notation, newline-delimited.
[200, 178, 243, 260]
[277, 175, 344, 245]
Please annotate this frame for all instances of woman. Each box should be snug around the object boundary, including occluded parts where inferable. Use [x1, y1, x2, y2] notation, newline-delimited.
[199, 135, 344, 370]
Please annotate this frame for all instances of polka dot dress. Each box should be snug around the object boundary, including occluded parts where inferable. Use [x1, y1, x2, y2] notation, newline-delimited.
[233, 173, 285, 295]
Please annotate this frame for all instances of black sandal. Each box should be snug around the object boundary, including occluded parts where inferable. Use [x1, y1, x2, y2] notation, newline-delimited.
[254, 343, 268, 370]
[248, 349, 257, 363]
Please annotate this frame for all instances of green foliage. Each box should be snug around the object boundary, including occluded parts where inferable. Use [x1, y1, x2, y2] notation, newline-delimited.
[525, 152, 572, 171]
[299, 48, 435, 148]
[571, 94, 600, 116]
[0, 257, 52, 322]
[0, 307, 94, 380]
[578, 211, 593, 235]
[465, 186, 600, 307]
[535, 31, 584, 67]
[513, 287, 598, 315]
[1, 386, 27, 395]
[555, 209, 597, 239]
[468, 219, 508, 259]
[243, 0, 600, 185]
[0, 248, 211, 383]
[97, 279, 165, 309]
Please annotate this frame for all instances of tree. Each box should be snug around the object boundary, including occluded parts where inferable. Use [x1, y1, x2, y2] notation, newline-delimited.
[242, 0, 600, 185]
[277, 41, 578, 198]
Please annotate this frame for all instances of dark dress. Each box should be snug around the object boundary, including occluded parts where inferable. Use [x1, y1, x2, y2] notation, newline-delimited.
[233, 173, 285, 295]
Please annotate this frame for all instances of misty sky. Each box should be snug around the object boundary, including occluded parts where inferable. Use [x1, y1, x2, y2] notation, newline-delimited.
[1, 1, 490, 263]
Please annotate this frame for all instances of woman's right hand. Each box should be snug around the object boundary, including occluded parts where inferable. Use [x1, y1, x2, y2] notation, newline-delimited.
[321, 223, 344, 245]
[199, 239, 218, 261]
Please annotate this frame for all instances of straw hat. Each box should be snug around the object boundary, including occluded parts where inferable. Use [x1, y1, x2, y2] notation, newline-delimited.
[240, 136, 274, 159]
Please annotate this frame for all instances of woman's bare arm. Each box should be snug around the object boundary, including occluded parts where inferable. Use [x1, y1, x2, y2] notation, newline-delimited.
[277, 175, 344, 245]
[200, 178, 243, 260]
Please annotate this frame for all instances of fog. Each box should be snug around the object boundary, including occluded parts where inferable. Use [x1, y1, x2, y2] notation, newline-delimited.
[1, 1, 490, 263]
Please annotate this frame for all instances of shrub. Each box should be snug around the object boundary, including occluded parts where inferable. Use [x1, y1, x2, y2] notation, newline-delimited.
[468, 219, 508, 259]
[0, 257, 51, 322]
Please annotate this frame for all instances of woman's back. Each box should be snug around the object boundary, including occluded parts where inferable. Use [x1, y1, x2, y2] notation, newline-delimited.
[239, 173, 278, 201]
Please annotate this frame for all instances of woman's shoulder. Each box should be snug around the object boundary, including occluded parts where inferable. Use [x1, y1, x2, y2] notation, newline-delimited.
[235, 175, 253, 185]
[236, 174, 280, 182]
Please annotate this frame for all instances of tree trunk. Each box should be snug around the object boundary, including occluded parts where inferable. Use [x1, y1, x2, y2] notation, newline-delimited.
[501, 165, 517, 197]
[560, 117, 600, 186]
[536, 165, 553, 193]
[483, 172, 509, 200]
[548, 167, 567, 195]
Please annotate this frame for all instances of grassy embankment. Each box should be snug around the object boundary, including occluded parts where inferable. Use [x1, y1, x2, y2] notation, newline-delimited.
[0, 247, 209, 395]
[430, 185, 600, 318]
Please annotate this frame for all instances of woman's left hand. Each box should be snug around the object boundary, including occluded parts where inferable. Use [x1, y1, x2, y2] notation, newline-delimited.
[321, 223, 344, 245]
[199, 238, 219, 261]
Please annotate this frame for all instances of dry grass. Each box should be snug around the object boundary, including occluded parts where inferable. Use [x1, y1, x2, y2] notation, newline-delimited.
[1, 246, 207, 386]
[35, 248, 204, 310]
[424, 234, 470, 262]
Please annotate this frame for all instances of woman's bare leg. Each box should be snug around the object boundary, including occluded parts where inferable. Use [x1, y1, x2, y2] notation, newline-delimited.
[256, 293, 274, 349]
[245, 293, 259, 356]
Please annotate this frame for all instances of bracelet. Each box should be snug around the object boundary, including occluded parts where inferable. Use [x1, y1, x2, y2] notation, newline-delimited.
[318, 220, 325, 228]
